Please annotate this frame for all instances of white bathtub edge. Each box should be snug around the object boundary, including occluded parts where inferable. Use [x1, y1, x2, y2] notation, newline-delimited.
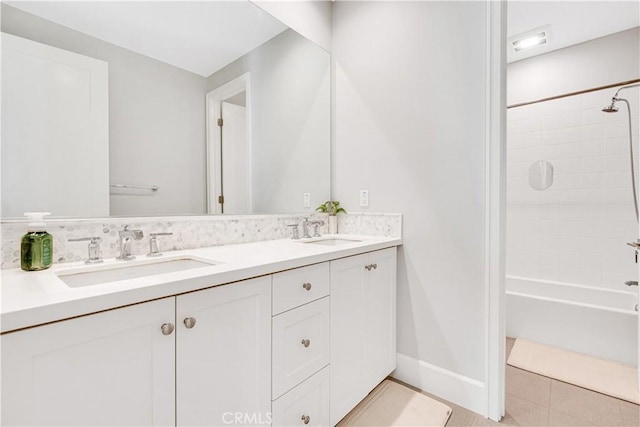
[508, 275, 637, 297]
[506, 290, 638, 316]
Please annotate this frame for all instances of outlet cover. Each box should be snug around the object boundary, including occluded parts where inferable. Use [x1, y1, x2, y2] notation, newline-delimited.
[359, 189, 369, 207]
[303, 193, 311, 208]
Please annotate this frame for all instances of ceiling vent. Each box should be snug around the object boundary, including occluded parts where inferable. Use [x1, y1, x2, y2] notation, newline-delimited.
[509, 26, 552, 54]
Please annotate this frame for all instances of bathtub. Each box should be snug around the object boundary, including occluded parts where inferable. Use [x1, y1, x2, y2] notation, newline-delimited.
[506, 276, 638, 366]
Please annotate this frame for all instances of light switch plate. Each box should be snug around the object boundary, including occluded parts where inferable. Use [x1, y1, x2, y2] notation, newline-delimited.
[303, 193, 311, 208]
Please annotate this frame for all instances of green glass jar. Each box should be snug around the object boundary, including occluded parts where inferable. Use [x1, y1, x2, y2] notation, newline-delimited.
[20, 212, 53, 271]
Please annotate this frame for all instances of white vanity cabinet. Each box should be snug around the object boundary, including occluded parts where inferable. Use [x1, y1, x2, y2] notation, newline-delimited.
[1, 297, 176, 426]
[1, 276, 271, 427]
[329, 247, 397, 426]
[1, 243, 399, 427]
[270, 248, 398, 427]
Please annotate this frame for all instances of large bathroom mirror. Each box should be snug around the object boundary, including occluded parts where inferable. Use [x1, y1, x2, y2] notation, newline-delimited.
[0, 1, 330, 218]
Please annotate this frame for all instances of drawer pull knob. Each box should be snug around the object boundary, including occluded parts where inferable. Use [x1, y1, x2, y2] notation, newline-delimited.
[302, 282, 312, 291]
[160, 323, 175, 336]
[301, 415, 311, 425]
[183, 317, 197, 329]
[301, 338, 311, 348]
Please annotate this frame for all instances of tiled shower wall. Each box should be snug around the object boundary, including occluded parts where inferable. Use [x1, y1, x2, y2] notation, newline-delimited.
[0, 213, 402, 269]
[507, 87, 639, 290]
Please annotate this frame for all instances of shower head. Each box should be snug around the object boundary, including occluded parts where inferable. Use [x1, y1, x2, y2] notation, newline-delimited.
[602, 98, 619, 113]
[603, 82, 640, 113]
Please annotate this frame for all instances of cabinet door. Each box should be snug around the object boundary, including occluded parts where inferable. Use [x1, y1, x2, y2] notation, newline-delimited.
[176, 277, 271, 426]
[1, 298, 176, 426]
[363, 247, 397, 393]
[330, 248, 398, 426]
[330, 252, 368, 426]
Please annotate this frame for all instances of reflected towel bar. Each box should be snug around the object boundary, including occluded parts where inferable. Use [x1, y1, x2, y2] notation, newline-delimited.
[110, 184, 159, 192]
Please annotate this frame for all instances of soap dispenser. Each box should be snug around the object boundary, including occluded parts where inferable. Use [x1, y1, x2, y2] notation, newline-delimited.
[21, 212, 53, 271]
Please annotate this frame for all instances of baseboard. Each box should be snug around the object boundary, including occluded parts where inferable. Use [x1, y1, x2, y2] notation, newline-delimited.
[392, 353, 486, 416]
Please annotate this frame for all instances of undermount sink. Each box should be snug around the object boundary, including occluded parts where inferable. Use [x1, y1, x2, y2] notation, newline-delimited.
[57, 257, 219, 288]
[301, 238, 363, 246]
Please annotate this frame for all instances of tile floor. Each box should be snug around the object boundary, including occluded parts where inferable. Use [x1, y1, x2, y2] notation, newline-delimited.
[391, 338, 640, 426]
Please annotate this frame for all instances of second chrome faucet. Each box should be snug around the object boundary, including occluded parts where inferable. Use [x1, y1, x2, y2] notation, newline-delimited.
[117, 225, 144, 260]
[288, 218, 325, 240]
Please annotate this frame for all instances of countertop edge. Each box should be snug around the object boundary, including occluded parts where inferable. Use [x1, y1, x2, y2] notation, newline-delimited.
[1, 236, 402, 333]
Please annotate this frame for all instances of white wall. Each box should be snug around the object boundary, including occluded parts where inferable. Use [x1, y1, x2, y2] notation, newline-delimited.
[251, 0, 332, 52]
[332, 0, 489, 405]
[208, 29, 330, 214]
[506, 28, 640, 291]
[508, 28, 640, 106]
[1, 4, 208, 217]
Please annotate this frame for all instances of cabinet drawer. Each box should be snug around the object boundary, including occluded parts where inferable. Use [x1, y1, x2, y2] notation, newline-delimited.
[273, 297, 330, 399]
[273, 263, 330, 315]
[272, 367, 330, 427]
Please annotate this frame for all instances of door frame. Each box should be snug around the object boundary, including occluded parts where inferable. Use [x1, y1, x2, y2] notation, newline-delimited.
[205, 73, 252, 214]
[484, 0, 507, 421]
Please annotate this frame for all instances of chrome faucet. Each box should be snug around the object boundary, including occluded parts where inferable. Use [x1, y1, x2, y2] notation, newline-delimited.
[302, 218, 313, 238]
[116, 225, 144, 260]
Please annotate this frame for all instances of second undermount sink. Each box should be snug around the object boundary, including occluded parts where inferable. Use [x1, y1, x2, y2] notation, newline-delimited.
[301, 238, 363, 246]
[57, 257, 219, 288]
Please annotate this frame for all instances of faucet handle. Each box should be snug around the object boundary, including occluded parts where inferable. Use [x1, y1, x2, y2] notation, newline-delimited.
[68, 237, 103, 264]
[148, 232, 173, 257]
[68, 236, 101, 243]
[287, 224, 300, 240]
[305, 220, 324, 238]
[311, 222, 323, 238]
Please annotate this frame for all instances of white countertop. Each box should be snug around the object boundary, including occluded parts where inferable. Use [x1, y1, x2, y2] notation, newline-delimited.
[1, 234, 402, 333]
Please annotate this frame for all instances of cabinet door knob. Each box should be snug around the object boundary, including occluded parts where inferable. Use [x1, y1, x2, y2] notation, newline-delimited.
[301, 415, 310, 425]
[301, 338, 311, 348]
[302, 282, 312, 291]
[160, 323, 175, 335]
[372, 263, 377, 270]
[183, 317, 197, 329]
[365, 264, 371, 271]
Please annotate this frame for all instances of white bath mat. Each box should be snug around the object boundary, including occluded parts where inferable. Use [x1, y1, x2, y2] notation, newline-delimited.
[337, 379, 452, 427]
[508, 338, 640, 405]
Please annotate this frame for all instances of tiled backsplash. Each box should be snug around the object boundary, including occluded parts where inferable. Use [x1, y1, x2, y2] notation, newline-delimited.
[507, 87, 638, 290]
[0, 213, 402, 269]
[337, 212, 402, 237]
